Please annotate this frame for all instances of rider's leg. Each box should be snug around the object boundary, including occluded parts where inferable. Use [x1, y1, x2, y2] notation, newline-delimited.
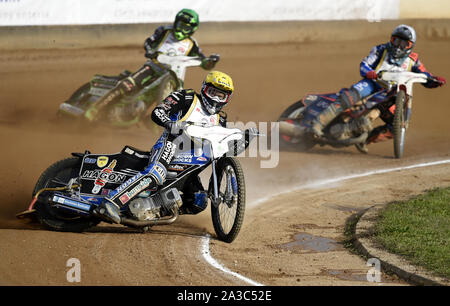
[85, 64, 155, 121]
[94, 132, 177, 223]
[366, 124, 394, 144]
[354, 108, 380, 153]
[308, 79, 377, 137]
[364, 100, 395, 145]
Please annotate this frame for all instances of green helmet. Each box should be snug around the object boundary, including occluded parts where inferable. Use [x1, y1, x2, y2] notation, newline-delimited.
[173, 9, 199, 41]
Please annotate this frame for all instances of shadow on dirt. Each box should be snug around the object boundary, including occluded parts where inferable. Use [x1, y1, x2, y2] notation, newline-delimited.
[2, 212, 213, 241]
[279, 143, 394, 159]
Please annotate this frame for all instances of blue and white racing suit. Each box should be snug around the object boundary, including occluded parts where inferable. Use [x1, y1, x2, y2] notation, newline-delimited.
[352, 43, 436, 100]
[309, 43, 441, 137]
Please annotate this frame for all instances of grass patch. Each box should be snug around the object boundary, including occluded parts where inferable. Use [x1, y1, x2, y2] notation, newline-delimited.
[374, 187, 450, 279]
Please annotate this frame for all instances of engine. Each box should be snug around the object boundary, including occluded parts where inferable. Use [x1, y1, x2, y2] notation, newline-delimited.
[329, 116, 373, 140]
[128, 188, 182, 221]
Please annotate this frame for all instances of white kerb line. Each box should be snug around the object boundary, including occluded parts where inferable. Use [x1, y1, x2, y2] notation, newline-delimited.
[201, 234, 264, 286]
[201, 158, 450, 286]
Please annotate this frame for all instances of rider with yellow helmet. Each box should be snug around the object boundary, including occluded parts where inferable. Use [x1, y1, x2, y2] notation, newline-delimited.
[95, 71, 255, 223]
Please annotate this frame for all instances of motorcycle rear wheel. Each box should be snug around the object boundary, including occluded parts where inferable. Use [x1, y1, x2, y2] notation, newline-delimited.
[158, 74, 178, 103]
[278, 100, 315, 151]
[393, 90, 407, 159]
[33, 158, 99, 232]
[211, 157, 245, 243]
[142, 74, 178, 131]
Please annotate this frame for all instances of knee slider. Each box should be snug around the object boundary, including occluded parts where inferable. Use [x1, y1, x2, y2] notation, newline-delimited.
[339, 88, 360, 110]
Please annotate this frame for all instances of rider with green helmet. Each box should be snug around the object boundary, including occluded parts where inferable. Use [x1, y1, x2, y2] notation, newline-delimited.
[172, 8, 200, 41]
[85, 9, 219, 122]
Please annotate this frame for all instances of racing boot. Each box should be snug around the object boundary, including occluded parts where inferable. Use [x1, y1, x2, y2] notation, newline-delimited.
[307, 88, 359, 138]
[366, 124, 393, 144]
[93, 200, 121, 224]
[355, 142, 369, 154]
[355, 124, 393, 154]
[329, 116, 373, 140]
[307, 103, 343, 138]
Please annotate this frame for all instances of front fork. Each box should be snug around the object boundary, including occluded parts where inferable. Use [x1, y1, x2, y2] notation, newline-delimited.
[209, 159, 236, 208]
[210, 159, 220, 208]
[398, 86, 412, 129]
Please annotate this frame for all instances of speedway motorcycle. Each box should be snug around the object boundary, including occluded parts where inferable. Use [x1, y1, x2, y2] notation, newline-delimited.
[278, 71, 441, 158]
[57, 53, 219, 129]
[17, 122, 256, 243]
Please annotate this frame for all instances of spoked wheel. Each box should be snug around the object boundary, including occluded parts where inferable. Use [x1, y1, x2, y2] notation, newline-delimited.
[278, 100, 315, 151]
[211, 157, 245, 243]
[158, 74, 178, 102]
[33, 158, 99, 232]
[393, 90, 407, 159]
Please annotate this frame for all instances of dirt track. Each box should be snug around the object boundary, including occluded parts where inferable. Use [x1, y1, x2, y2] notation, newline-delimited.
[0, 23, 449, 286]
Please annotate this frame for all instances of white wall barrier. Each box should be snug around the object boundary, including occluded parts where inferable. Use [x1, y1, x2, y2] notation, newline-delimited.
[0, 0, 449, 49]
[0, 0, 400, 26]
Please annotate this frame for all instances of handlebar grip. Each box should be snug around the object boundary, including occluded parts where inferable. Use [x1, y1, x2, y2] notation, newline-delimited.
[209, 54, 220, 62]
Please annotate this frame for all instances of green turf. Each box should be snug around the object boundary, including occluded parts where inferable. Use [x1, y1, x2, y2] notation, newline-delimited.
[374, 187, 450, 279]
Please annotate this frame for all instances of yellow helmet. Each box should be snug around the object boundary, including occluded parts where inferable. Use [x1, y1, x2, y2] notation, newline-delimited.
[200, 71, 234, 115]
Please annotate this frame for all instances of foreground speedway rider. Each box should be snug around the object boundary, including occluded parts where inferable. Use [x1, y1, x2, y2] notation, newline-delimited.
[84, 8, 219, 121]
[308, 24, 446, 153]
[94, 71, 257, 223]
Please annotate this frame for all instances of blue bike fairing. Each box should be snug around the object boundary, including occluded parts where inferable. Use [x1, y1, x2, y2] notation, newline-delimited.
[171, 149, 211, 165]
[301, 93, 339, 128]
[80, 195, 104, 205]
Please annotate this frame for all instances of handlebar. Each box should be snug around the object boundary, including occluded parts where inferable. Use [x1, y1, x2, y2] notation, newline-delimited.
[186, 121, 264, 138]
[377, 70, 431, 85]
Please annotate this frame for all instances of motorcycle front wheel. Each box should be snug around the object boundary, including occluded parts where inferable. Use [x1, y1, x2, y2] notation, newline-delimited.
[211, 157, 245, 243]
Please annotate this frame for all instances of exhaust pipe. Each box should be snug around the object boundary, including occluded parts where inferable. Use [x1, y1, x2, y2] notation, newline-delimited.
[120, 209, 179, 227]
[49, 194, 92, 216]
[278, 121, 305, 137]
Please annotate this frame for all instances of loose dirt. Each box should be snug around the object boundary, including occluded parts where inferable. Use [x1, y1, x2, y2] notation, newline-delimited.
[0, 23, 449, 285]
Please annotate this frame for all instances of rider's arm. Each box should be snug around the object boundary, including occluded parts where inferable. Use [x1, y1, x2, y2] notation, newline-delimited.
[151, 90, 186, 127]
[410, 55, 441, 88]
[144, 26, 166, 57]
[187, 37, 206, 58]
[218, 111, 227, 127]
[188, 38, 219, 70]
[411, 54, 445, 88]
[360, 45, 386, 78]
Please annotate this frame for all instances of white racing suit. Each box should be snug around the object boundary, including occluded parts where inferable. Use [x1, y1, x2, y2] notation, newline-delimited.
[86, 26, 216, 119]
